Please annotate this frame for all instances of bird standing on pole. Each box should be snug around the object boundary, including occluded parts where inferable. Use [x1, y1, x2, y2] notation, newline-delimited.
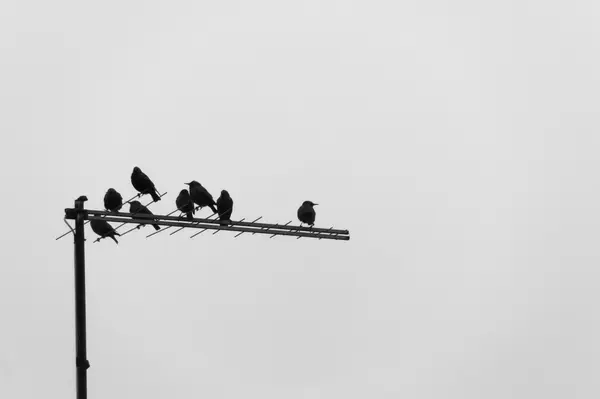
[297, 201, 318, 226]
[103, 188, 123, 212]
[186, 181, 217, 214]
[129, 201, 160, 230]
[131, 166, 161, 202]
[216, 190, 233, 226]
[90, 219, 120, 244]
[176, 189, 195, 220]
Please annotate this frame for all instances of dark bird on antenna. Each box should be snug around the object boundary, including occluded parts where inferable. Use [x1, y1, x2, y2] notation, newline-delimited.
[186, 181, 217, 214]
[216, 190, 233, 226]
[131, 166, 161, 202]
[176, 189, 195, 220]
[297, 201, 318, 226]
[129, 201, 160, 230]
[90, 219, 120, 244]
[103, 188, 123, 212]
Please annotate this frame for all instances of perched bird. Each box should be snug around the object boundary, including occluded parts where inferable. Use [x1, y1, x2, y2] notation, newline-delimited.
[216, 190, 233, 226]
[104, 188, 123, 212]
[131, 166, 161, 202]
[186, 181, 217, 214]
[129, 201, 160, 230]
[297, 201, 318, 226]
[176, 189, 195, 220]
[90, 219, 120, 244]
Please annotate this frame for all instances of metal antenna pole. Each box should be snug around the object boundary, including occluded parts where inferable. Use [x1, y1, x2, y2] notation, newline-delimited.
[73, 196, 90, 399]
[61, 198, 349, 397]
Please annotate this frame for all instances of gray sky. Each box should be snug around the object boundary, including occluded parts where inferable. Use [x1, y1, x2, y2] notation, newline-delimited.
[2, 0, 600, 398]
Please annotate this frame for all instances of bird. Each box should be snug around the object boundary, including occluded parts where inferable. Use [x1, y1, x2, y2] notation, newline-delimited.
[297, 201, 318, 226]
[103, 188, 123, 212]
[90, 219, 120, 244]
[131, 166, 161, 202]
[129, 201, 160, 230]
[186, 181, 217, 214]
[176, 189, 195, 220]
[216, 190, 233, 226]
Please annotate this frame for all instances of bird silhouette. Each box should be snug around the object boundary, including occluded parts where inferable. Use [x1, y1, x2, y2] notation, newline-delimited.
[186, 181, 217, 214]
[103, 188, 123, 212]
[131, 166, 161, 202]
[176, 189, 195, 220]
[297, 201, 318, 226]
[129, 201, 160, 230]
[90, 219, 120, 244]
[216, 190, 233, 226]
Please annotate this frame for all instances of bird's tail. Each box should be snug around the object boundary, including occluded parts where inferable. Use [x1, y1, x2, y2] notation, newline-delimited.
[151, 190, 161, 202]
[219, 219, 229, 226]
[110, 235, 119, 244]
[152, 223, 161, 231]
[209, 204, 218, 214]
[186, 211, 193, 220]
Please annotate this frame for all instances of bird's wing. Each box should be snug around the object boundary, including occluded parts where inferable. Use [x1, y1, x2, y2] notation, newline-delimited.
[199, 186, 213, 200]
[141, 173, 154, 187]
[133, 170, 155, 190]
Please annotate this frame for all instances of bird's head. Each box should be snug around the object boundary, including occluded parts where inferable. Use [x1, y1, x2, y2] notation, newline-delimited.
[179, 189, 189, 196]
[133, 166, 141, 173]
[107, 188, 117, 194]
[185, 181, 199, 187]
[303, 200, 318, 207]
[221, 190, 230, 198]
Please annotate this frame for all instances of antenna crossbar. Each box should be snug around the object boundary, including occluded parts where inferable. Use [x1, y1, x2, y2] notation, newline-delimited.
[85, 214, 349, 241]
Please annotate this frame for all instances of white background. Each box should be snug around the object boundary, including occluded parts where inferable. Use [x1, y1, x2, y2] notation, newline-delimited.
[1, 0, 600, 398]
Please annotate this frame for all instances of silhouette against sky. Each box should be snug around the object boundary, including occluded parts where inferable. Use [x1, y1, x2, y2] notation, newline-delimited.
[2, 1, 600, 398]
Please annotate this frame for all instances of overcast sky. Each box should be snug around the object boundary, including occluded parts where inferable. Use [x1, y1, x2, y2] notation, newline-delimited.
[2, 0, 600, 398]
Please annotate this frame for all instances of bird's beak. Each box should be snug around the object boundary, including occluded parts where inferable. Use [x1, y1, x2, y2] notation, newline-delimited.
[184, 182, 190, 185]
[313, 203, 319, 206]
